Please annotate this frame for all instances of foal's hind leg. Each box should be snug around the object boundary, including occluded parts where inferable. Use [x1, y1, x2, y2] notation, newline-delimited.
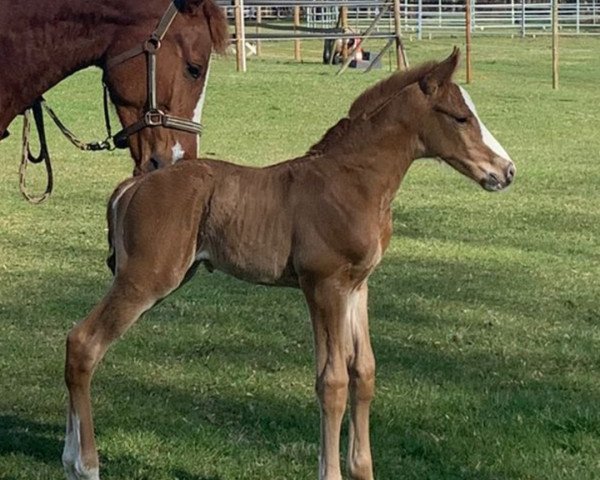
[62, 276, 176, 480]
[346, 284, 375, 480]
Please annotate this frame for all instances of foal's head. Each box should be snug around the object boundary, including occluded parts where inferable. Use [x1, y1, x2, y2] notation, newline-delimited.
[104, 0, 228, 175]
[352, 48, 515, 191]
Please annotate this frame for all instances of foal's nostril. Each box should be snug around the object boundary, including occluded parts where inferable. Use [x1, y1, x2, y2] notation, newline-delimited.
[487, 172, 500, 185]
[505, 164, 516, 184]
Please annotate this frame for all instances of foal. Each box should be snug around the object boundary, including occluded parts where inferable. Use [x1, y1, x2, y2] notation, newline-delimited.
[63, 48, 515, 480]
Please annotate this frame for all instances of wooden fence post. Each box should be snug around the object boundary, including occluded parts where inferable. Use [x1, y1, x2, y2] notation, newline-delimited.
[234, 0, 247, 72]
[393, 0, 407, 69]
[294, 6, 301, 61]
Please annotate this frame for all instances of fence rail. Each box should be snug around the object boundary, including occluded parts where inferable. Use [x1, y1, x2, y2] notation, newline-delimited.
[218, 0, 600, 37]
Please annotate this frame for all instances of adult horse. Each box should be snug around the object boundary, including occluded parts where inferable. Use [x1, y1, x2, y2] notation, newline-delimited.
[0, 0, 228, 175]
[64, 49, 515, 480]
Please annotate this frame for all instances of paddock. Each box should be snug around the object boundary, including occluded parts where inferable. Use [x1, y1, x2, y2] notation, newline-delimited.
[0, 36, 599, 479]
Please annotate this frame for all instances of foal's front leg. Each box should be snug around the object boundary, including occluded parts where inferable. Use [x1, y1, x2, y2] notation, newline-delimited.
[302, 278, 352, 480]
[346, 284, 375, 480]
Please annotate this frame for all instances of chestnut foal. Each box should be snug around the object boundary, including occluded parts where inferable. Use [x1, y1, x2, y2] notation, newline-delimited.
[63, 49, 515, 480]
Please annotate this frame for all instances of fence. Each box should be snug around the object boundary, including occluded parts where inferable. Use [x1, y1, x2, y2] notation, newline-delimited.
[219, 0, 600, 38]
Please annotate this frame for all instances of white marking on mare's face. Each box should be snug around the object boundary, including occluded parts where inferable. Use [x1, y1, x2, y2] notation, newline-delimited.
[459, 86, 512, 161]
[192, 63, 211, 124]
[192, 62, 211, 157]
[171, 141, 185, 164]
[62, 413, 100, 480]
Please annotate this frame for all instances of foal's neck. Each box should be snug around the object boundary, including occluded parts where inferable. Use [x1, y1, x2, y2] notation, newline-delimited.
[322, 120, 421, 205]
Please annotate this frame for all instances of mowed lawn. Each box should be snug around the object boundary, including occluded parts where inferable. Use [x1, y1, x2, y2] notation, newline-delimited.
[0, 36, 599, 479]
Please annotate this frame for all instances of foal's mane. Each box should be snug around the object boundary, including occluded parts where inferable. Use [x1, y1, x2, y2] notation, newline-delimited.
[308, 61, 437, 155]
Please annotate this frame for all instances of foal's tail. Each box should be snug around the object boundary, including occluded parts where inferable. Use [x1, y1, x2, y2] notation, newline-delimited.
[105, 161, 215, 288]
[105, 177, 140, 275]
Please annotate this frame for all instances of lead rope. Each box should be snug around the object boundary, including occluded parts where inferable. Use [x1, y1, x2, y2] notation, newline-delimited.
[19, 100, 53, 204]
[18, 86, 116, 204]
[42, 85, 116, 152]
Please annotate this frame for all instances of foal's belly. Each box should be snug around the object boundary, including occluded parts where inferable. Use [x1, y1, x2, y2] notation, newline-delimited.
[198, 243, 299, 287]
[198, 216, 298, 287]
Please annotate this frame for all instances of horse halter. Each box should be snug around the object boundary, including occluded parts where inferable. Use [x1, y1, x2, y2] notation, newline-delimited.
[105, 0, 203, 149]
[18, 0, 206, 204]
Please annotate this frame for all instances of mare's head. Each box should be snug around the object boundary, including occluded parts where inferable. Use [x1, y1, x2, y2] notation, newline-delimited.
[103, 0, 228, 175]
[350, 48, 515, 191]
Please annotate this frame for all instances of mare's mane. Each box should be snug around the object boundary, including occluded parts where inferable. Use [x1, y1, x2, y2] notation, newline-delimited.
[308, 61, 437, 155]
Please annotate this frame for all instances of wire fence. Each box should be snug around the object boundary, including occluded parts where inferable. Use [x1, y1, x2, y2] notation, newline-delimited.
[219, 0, 600, 38]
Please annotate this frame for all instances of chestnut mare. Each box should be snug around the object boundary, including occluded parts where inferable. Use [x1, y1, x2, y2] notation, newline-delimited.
[64, 49, 516, 480]
[0, 0, 228, 175]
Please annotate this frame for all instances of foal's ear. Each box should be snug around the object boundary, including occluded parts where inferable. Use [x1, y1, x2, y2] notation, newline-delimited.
[419, 47, 461, 96]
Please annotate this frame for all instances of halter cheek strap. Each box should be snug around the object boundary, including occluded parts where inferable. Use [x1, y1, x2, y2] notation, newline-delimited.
[105, 0, 203, 149]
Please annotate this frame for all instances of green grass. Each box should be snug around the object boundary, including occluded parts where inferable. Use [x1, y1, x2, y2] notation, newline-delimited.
[1, 36, 599, 479]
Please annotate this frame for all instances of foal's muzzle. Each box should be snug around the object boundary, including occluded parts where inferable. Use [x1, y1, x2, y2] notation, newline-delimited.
[482, 162, 516, 192]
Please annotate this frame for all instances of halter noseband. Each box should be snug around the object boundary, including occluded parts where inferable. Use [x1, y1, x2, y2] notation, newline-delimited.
[105, 0, 203, 149]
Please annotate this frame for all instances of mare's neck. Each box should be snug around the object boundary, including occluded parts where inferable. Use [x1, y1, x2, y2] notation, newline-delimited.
[0, 0, 157, 133]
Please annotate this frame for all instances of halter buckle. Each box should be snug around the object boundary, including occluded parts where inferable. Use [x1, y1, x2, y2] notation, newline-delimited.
[144, 110, 165, 127]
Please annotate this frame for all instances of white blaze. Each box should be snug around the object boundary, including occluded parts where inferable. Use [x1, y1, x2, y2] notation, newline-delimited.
[459, 86, 511, 161]
[192, 62, 211, 157]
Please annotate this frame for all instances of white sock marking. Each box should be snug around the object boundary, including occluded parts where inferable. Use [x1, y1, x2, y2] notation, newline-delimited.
[459, 86, 512, 161]
[63, 413, 100, 480]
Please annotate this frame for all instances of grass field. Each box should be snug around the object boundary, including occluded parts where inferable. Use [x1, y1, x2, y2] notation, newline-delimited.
[0, 36, 599, 479]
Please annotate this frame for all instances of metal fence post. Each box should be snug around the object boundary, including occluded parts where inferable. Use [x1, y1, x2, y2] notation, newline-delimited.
[552, 0, 559, 89]
[466, 0, 473, 82]
[521, 0, 526, 37]
[511, 0, 515, 25]
[417, 0, 423, 39]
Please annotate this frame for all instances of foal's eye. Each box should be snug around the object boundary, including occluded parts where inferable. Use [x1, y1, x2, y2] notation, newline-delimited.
[186, 62, 202, 80]
[454, 116, 468, 124]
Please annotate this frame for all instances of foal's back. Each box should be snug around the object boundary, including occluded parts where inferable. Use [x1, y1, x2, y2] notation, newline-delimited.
[110, 159, 299, 288]
[111, 155, 382, 290]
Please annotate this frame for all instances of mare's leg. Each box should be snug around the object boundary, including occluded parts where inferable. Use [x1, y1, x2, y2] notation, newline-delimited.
[302, 277, 352, 480]
[346, 284, 375, 480]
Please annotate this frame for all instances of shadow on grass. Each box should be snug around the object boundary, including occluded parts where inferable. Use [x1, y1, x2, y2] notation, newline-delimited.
[101, 449, 223, 480]
[0, 414, 63, 465]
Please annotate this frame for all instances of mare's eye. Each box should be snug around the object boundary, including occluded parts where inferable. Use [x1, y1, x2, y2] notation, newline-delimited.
[454, 116, 468, 124]
[186, 62, 202, 80]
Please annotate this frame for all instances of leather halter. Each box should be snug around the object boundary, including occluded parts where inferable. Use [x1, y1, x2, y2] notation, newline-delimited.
[105, 0, 203, 149]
